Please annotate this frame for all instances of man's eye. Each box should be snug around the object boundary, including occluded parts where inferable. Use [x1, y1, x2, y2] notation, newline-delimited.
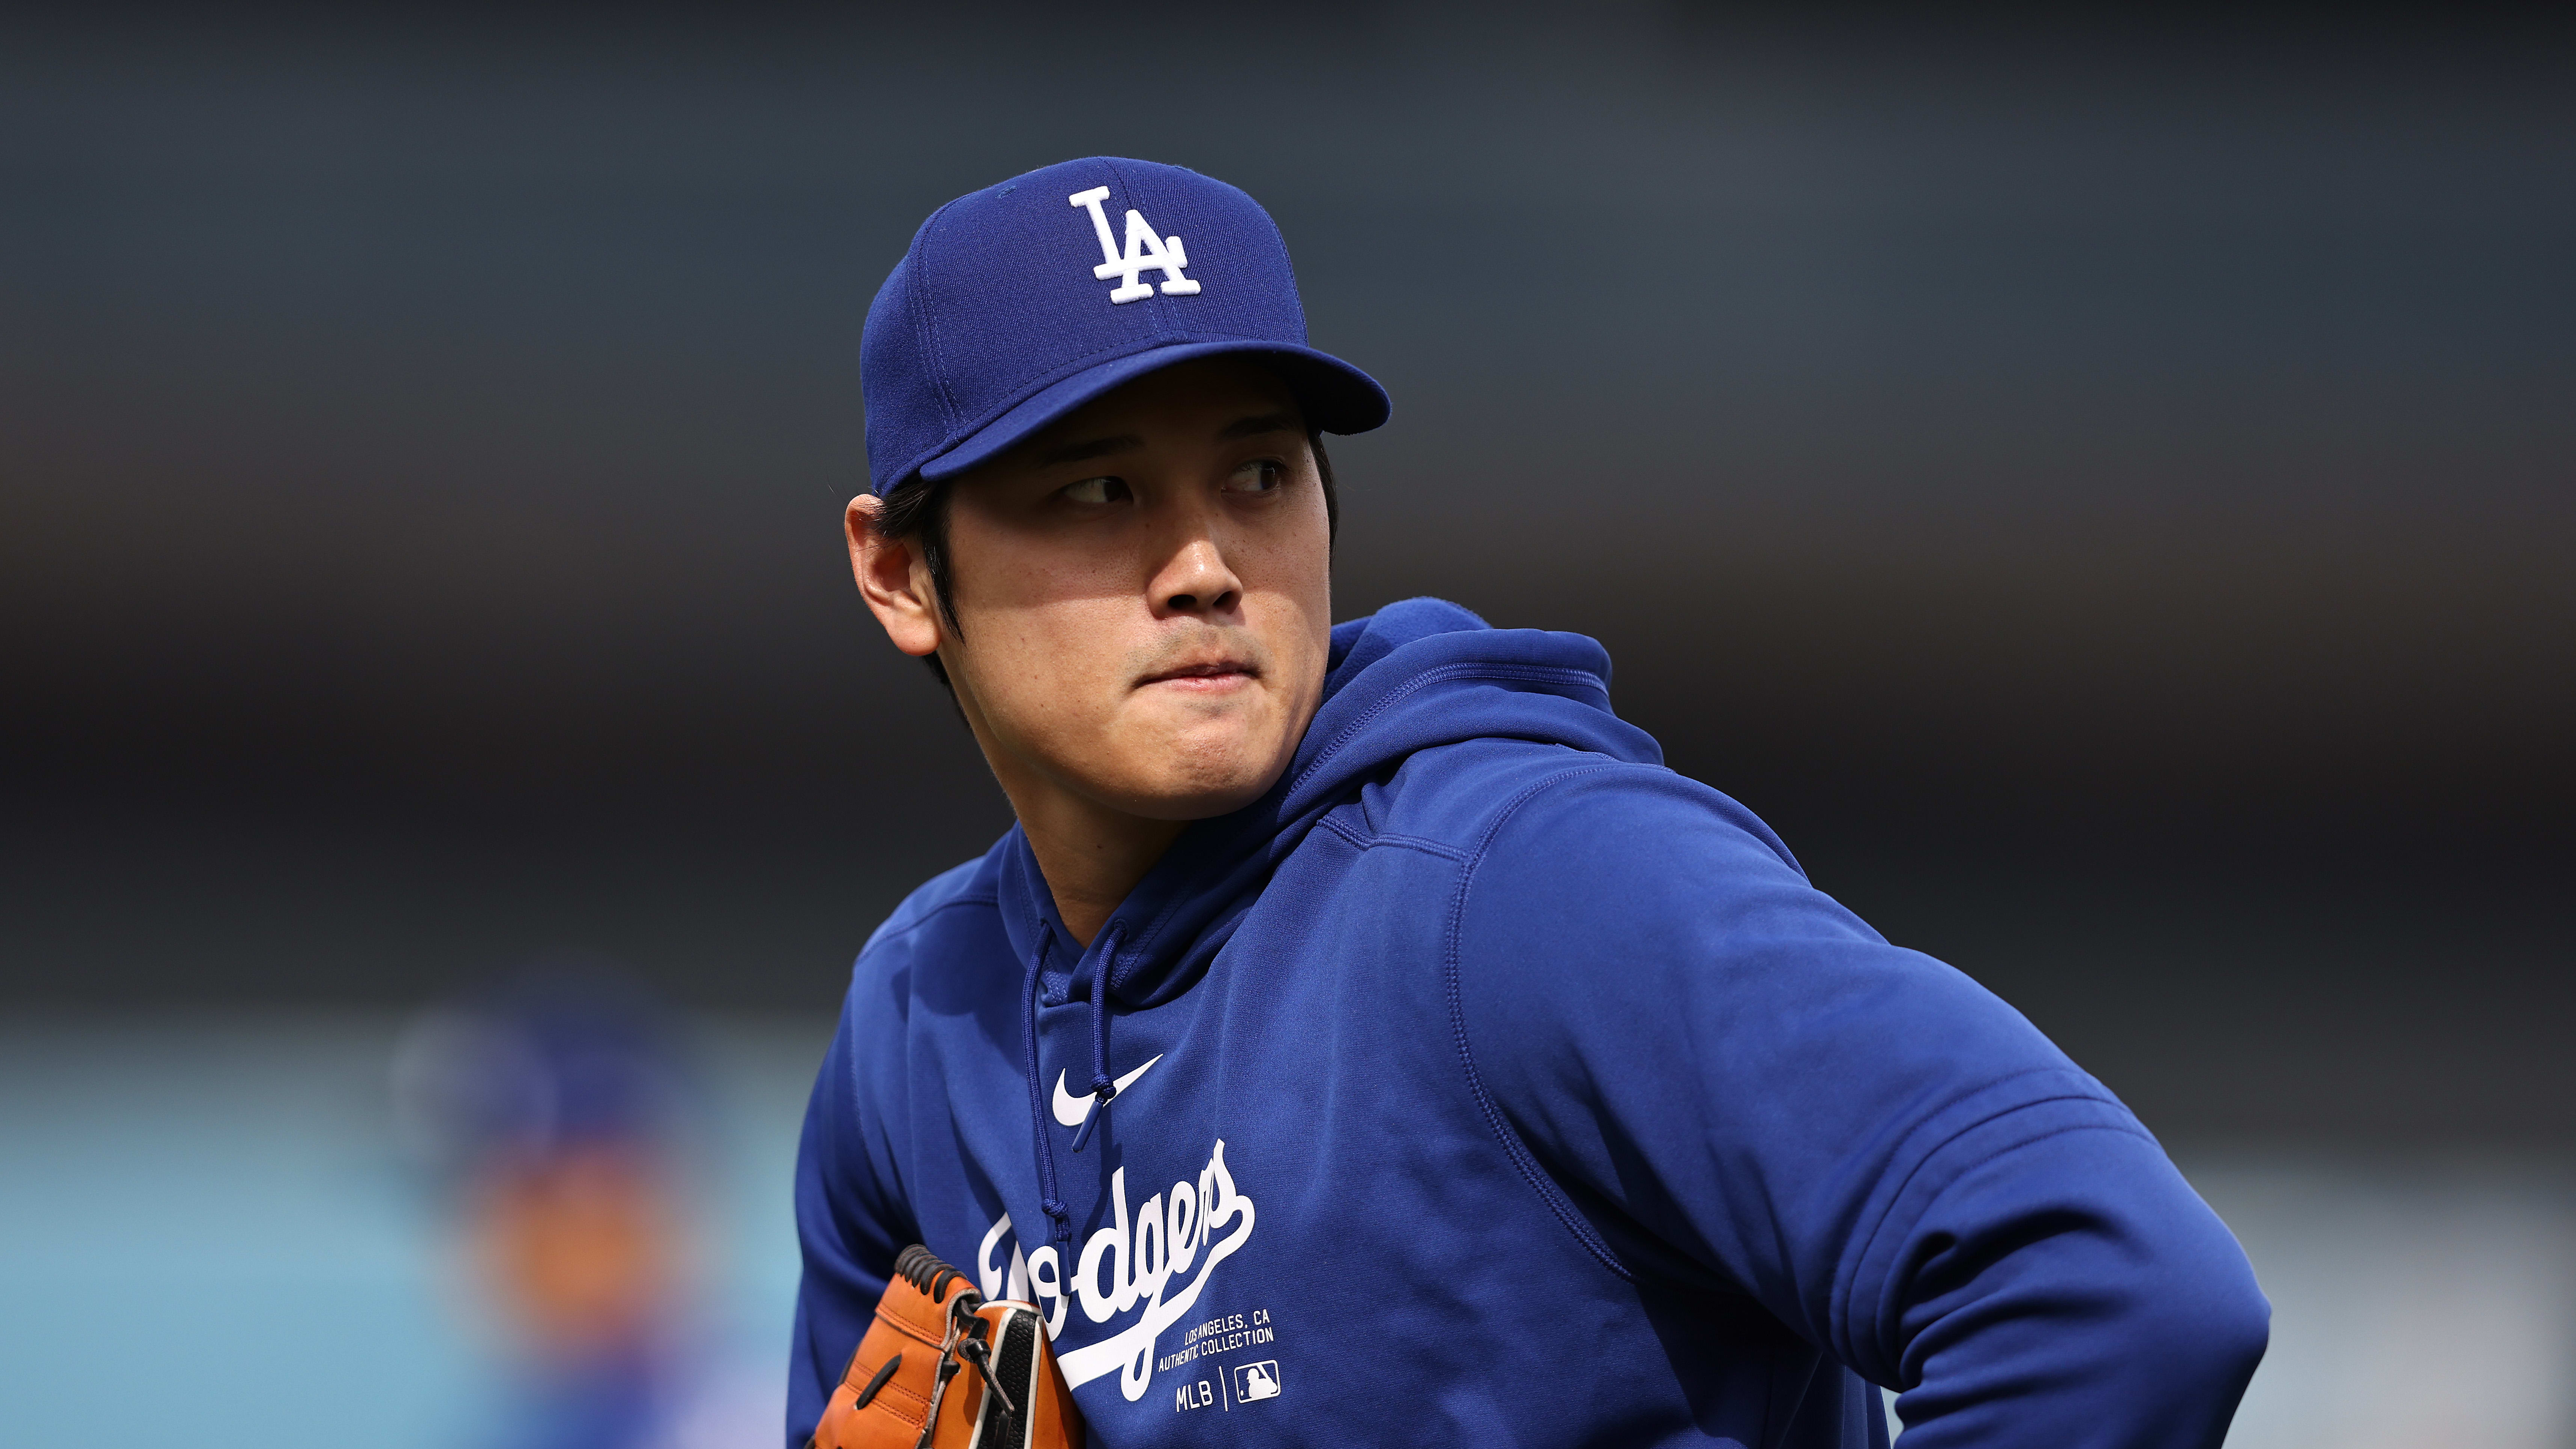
[1225, 459, 1285, 494]
[1062, 476, 1128, 504]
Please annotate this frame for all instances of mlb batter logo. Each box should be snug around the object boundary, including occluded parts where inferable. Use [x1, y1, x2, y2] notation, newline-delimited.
[1233, 1360, 1280, 1404]
[1069, 186, 1200, 303]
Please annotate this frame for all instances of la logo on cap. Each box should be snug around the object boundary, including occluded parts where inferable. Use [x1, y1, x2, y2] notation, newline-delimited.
[1069, 186, 1201, 304]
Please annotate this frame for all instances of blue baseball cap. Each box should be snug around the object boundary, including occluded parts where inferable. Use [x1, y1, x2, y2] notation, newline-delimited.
[861, 157, 1390, 495]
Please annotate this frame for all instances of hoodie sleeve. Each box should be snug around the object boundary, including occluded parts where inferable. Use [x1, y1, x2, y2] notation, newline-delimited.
[1450, 766, 2267, 1448]
[786, 976, 918, 1448]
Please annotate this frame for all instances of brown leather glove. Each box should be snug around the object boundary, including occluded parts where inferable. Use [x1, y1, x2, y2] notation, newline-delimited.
[810, 1245, 1084, 1449]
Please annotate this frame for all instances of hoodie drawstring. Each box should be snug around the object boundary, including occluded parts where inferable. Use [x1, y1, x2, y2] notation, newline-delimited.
[1022, 932, 1074, 1263]
[1024, 919, 1130, 1264]
[1067, 921, 1128, 1156]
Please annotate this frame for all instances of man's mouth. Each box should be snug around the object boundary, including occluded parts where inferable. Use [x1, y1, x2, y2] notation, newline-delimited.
[1138, 658, 1260, 689]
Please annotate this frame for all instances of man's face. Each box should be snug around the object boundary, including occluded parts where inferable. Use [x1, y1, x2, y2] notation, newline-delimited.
[920, 357, 1333, 823]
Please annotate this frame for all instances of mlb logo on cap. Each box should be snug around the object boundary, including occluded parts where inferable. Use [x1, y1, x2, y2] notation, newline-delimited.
[861, 157, 1389, 495]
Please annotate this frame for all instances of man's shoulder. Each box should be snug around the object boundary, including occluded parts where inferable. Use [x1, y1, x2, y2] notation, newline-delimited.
[1366, 738, 1799, 876]
[852, 847, 1007, 976]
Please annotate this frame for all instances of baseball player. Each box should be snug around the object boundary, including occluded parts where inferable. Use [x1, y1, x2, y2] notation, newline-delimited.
[790, 157, 2267, 1447]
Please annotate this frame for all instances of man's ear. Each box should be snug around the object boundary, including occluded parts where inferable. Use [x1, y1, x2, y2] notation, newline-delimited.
[846, 494, 942, 659]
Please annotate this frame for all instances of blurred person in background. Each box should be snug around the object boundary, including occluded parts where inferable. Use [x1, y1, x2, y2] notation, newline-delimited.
[395, 970, 765, 1449]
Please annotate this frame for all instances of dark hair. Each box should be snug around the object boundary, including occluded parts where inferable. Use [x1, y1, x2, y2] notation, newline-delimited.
[872, 429, 1341, 692]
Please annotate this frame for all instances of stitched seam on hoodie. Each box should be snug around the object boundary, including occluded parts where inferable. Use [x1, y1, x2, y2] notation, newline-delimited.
[1288, 662, 1607, 799]
[1444, 763, 1638, 1285]
[1839, 1095, 2150, 1375]
[862, 891, 1002, 957]
[894, 892, 1001, 934]
[1319, 814, 1470, 861]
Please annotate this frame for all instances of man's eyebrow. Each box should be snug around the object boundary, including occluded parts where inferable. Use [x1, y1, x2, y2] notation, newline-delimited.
[1217, 411, 1302, 441]
[1028, 432, 1145, 468]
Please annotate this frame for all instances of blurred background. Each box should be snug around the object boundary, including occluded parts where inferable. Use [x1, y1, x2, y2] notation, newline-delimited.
[3, 3, 2570, 1444]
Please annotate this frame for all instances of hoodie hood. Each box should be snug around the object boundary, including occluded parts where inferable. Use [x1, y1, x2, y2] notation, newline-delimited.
[996, 597, 1663, 1258]
[993, 597, 1662, 1012]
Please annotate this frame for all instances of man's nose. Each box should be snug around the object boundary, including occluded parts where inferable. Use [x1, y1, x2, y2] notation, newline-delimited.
[1151, 534, 1244, 618]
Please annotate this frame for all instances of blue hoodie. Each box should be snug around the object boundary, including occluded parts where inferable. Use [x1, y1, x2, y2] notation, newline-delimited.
[789, 600, 2268, 1448]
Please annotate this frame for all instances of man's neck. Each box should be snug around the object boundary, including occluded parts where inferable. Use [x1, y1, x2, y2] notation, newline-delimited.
[1010, 787, 1186, 948]
[951, 683, 1190, 947]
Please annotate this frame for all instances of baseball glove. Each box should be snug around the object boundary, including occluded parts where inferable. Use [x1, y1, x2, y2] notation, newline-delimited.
[809, 1244, 1084, 1449]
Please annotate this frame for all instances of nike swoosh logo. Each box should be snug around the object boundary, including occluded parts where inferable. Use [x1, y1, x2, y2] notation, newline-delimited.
[1051, 1054, 1164, 1128]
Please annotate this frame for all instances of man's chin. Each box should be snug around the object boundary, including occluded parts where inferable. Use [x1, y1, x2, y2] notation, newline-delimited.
[1100, 732, 1295, 822]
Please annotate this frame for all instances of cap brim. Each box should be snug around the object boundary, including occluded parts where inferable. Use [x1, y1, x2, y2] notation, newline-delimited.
[912, 340, 1389, 487]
